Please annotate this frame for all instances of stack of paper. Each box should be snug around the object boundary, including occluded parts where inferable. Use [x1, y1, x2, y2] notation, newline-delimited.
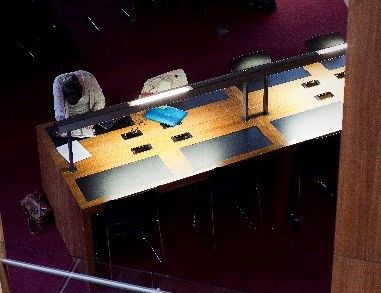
[56, 140, 91, 163]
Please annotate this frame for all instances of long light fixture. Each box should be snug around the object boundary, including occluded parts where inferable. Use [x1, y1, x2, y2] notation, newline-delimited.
[316, 43, 347, 55]
[128, 86, 193, 107]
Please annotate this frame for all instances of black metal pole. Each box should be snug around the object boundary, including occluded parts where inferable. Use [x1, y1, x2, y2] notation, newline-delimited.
[67, 131, 77, 172]
[263, 76, 269, 115]
[242, 82, 249, 121]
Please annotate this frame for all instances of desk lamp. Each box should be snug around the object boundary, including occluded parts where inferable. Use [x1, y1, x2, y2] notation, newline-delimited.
[128, 86, 192, 107]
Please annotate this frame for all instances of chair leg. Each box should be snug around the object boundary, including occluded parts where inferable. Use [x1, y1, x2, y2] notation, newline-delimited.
[141, 235, 163, 264]
[289, 160, 302, 228]
[136, 208, 166, 266]
[255, 174, 264, 235]
[234, 198, 256, 231]
[192, 185, 201, 231]
[210, 192, 216, 253]
[313, 161, 337, 199]
[191, 187, 216, 253]
[106, 226, 113, 278]
[315, 177, 336, 199]
[231, 174, 263, 235]
[121, 0, 136, 22]
[155, 208, 166, 266]
[86, 16, 101, 32]
[192, 210, 198, 229]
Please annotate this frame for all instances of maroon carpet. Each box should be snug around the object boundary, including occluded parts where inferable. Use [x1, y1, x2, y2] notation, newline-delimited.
[0, 0, 348, 292]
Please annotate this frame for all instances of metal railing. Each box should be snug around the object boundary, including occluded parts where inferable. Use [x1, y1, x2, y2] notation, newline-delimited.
[1, 259, 168, 293]
[0, 241, 241, 293]
[55, 44, 347, 134]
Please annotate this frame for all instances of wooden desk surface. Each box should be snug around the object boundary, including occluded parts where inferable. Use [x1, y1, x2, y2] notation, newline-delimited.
[37, 61, 345, 211]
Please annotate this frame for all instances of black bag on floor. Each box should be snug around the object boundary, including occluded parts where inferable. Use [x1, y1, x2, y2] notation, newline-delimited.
[20, 190, 52, 235]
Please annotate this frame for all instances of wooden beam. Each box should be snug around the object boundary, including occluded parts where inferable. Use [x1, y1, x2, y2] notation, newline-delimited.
[332, 0, 381, 291]
[0, 213, 9, 293]
[332, 255, 381, 292]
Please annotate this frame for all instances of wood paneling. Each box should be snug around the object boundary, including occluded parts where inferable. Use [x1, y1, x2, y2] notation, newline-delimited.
[37, 125, 93, 260]
[332, 0, 381, 291]
[0, 213, 9, 293]
[332, 255, 381, 292]
[333, 0, 381, 260]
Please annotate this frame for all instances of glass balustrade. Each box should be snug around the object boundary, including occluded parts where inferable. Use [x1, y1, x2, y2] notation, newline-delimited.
[0, 241, 242, 293]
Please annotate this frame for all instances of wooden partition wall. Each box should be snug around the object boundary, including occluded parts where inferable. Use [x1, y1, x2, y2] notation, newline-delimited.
[332, 1, 381, 291]
[0, 214, 9, 293]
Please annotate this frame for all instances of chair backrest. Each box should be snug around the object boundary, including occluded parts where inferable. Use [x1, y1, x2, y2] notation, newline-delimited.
[103, 189, 159, 224]
[230, 50, 272, 73]
[141, 69, 188, 95]
[304, 32, 345, 52]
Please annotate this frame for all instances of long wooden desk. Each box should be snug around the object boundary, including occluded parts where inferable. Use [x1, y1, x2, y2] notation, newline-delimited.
[37, 59, 345, 262]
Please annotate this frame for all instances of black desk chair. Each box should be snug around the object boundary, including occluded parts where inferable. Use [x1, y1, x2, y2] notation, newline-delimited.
[284, 132, 340, 232]
[285, 33, 344, 223]
[94, 190, 166, 272]
[299, 133, 340, 200]
[304, 32, 345, 52]
[210, 162, 264, 231]
[192, 161, 265, 253]
[302, 32, 343, 200]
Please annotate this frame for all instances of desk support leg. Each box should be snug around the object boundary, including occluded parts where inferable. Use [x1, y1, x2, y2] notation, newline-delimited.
[263, 76, 269, 115]
[242, 82, 249, 122]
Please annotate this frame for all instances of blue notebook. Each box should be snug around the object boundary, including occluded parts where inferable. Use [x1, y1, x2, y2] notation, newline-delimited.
[144, 106, 187, 126]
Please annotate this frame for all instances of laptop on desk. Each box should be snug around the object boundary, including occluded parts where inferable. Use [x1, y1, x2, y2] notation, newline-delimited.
[94, 115, 135, 135]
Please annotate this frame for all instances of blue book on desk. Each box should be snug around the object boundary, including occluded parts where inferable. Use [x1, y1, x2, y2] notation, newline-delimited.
[144, 106, 187, 126]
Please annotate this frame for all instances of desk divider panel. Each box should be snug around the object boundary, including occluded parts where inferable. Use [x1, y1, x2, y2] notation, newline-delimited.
[180, 126, 272, 171]
[247, 67, 311, 92]
[76, 156, 172, 201]
[271, 102, 343, 142]
[321, 55, 346, 70]
[46, 126, 75, 147]
[93, 116, 135, 135]
[46, 116, 135, 147]
[173, 89, 228, 110]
